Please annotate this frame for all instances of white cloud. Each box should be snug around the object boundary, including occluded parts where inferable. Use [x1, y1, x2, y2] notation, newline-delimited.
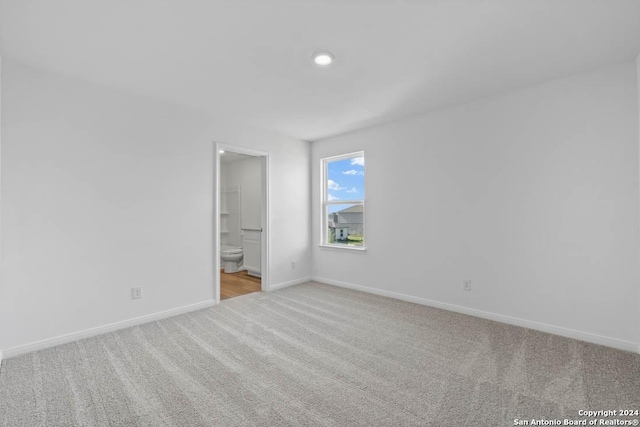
[328, 179, 345, 191]
[328, 194, 339, 201]
[342, 169, 364, 176]
[350, 157, 364, 166]
[347, 187, 358, 193]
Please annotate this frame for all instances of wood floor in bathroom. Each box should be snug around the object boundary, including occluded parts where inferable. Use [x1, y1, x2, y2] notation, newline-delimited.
[220, 270, 261, 300]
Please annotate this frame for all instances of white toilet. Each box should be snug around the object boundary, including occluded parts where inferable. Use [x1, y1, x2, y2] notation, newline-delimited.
[221, 245, 243, 273]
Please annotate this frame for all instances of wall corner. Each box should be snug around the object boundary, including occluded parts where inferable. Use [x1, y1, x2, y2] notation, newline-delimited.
[637, 52, 640, 352]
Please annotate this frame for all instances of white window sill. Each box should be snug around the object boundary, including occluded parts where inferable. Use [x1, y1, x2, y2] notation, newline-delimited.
[318, 244, 367, 253]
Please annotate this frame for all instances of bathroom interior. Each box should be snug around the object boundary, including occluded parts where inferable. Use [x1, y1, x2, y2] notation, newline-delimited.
[219, 150, 263, 300]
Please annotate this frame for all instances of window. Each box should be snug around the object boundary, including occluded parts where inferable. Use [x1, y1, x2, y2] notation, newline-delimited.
[321, 152, 365, 249]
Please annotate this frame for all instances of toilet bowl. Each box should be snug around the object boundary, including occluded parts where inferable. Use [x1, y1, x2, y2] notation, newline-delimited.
[221, 245, 243, 273]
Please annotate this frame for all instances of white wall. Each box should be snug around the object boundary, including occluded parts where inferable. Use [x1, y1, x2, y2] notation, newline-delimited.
[312, 61, 640, 350]
[0, 60, 311, 353]
[637, 52, 640, 351]
[0, 56, 3, 363]
[223, 156, 262, 232]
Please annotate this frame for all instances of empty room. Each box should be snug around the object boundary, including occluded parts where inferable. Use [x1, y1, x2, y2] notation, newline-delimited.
[1, 1, 640, 426]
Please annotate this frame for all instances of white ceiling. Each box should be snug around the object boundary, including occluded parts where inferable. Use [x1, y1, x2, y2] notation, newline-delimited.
[1, 0, 640, 141]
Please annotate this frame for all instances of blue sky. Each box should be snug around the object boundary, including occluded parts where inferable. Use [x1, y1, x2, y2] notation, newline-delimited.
[327, 155, 364, 213]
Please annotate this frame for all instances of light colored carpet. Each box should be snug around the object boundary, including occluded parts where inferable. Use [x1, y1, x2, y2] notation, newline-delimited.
[1, 282, 639, 426]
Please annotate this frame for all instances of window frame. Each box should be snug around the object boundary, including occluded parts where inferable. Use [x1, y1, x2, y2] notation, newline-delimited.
[320, 151, 366, 251]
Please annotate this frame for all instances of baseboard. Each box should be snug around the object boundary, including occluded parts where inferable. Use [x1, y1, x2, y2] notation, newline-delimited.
[269, 276, 312, 292]
[312, 276, 639, 354]
[2, 299, 216, 360]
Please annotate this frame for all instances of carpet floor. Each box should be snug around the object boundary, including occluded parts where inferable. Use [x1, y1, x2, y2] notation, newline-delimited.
[1, 282, 639, 426]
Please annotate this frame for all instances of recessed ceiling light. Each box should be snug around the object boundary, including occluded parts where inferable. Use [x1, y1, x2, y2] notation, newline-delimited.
[219, 150, 225, 154]
[313, 51, 334, 66]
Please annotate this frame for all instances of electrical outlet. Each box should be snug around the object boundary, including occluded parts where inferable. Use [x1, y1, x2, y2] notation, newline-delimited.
[463, 280, 472, 291]
[132, 286, 143, 299]
[291, 261, 296, 270]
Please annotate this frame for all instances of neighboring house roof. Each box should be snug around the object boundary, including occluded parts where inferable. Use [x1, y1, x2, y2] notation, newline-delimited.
[328, 220, 349, 229]
[337, 205, 363, 213]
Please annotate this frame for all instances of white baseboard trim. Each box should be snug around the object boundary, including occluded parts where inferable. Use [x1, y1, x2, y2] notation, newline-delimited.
[312, 276, 639, 354]
[2, 299, 216, 360]
[269, 276, 312, 292]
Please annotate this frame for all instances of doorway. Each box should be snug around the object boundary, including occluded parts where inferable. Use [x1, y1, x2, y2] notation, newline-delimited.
[215, 143, 269, 303]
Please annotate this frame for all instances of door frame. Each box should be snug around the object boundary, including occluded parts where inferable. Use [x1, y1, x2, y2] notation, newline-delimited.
[215, 142, 270, 304]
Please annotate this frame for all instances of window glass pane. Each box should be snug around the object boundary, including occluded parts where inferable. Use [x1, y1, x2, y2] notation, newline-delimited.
[327, 203, 364, 246]
[326, 156, 365, 202]
[324, 153, 365, 247]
